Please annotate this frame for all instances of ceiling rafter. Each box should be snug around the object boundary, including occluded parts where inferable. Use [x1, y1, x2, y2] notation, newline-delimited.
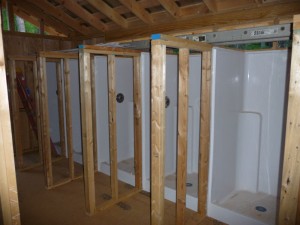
[157, 0, 182, 17]
[85, 0, 128, 28]
[13, 7, 66, 36]
[24, 0, 94, 35]
[118, 0, 154, 24]
[59, 0, 107, 32]
[202, 0, 218, 13]
[12, 0, 74, 36]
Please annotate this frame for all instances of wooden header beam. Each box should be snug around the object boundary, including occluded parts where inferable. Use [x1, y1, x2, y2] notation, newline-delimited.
[79, 45, 141, 56]
[39, 51, 78, 59]
[278, 14, 300, 225]
[152, 34, 212, 51]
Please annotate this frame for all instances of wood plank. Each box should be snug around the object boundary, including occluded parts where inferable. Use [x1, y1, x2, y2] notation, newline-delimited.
[90, 56, 98, 171]
[85, 0, 128, 28]
[81, 45, 140, 56]
[8, 59, 23, 167]
[24, 0, 93, 35]
[0, 15, 21, 224]
[38, 56, 53, 187]
[151, 41, 166, 225]
[198, 51, 211, 217]
[278, 14, 300, 225]
[39, 51, 78, 59]
[133, 56, 142, 189]
[60, 0, 107, 32]
[33, 60, 43, 164]
[202, 0, 218, 12]
[297, 180, 300, 224]
[118, 0, 154, 24]
[157, 0, 181, 17]
[176, 48, 189, 225]
[79, 49, 95, 215]
[105, 2, 300, 42]
[56, 62, 66, 157]
[63, 58, 75, 179]
[152, 34, 212, 51]
[107, 54, 118, 200]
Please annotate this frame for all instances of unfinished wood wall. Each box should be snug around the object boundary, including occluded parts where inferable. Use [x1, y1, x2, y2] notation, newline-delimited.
[4, 32, 79, 167]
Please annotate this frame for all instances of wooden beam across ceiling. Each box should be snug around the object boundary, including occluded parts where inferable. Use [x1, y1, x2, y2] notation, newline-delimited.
[12, 0, 74, 36]
[157, 0, 182, 17]
[105, 1, 300, 42]
[85, 0, 128, 28]
[59, 0, 107, 32]
[118, 0, 154, 24]
[24, 0, 94, 35]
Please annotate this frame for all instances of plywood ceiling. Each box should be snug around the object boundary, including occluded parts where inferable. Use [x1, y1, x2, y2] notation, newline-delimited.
[8, 0, 300, 42]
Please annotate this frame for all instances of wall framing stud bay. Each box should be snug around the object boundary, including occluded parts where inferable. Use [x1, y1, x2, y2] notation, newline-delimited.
[150, 34, 212, 225]
[79, 45, 143, 215]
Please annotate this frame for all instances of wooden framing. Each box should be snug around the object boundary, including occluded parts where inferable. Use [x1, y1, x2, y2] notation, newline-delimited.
[278, 14, 300, 225]
[38, 51, 80, 189]
[8, 56, 43, 170]
[0, 14, 21, 225]
[150, 34, 212, 225]
[79, 45, 142, 215]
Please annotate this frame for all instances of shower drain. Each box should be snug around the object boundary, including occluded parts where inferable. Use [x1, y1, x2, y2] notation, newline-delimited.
[255, 206, 267, 212]
[186, 182, 193, 187]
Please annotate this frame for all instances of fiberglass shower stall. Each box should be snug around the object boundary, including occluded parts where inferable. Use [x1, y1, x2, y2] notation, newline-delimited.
[208, 47, 289, 225]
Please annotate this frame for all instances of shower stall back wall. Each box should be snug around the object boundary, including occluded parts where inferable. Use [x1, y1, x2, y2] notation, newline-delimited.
[208, 47, 288, 225]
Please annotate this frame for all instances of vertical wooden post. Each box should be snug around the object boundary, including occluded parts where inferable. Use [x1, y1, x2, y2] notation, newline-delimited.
[151, 41, 166, 225]
[38, 56, 53, 187]
[9, 59, 23, 167]
[278, 14, 300, 225]
[64, 58, 74, 179]
[33, 60, 43, 162]
[133, 56, 142, 189]
[107, 54, 118, 200]
[176, 48, 189, 225]
[56, 61, 66, 157]
[90, 56, 98, 171]
[79, 49, 95, 215]
[0, 17, 21, 225]
[198, 51, 211, 217]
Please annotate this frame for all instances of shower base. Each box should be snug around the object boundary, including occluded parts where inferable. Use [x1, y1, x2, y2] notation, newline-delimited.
[208, 190, 277, 225]
[100, 157, 135, 186]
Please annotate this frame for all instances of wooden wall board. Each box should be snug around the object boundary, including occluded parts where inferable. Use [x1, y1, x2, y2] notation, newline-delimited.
[0, 14, 21, 224]
[198, 51, 211, 217]
[176, 48, 189, 225]
[278, 14, 300, 225]
[151, 41, 166, 225]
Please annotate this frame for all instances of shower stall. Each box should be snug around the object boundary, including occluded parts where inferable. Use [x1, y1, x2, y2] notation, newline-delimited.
[208, 47, 289, 225]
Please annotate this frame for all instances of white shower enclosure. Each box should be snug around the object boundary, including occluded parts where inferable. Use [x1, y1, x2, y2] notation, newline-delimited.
[208, 47, 288, 225]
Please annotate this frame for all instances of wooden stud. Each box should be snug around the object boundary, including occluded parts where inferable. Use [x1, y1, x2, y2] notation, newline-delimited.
[176, 48, 189, 225]
[151, 41, 166, 225]
[79, 49, 96, 215]
[107, 54, 118, 200]
[0, 17, 21, 224]
[90, 56, 98, 171]
[64, 58, 75, 179]
[33, 60, 43, 164]
[198, 51, 211, 217]
[7, 0, 14, 31]
[38, 56, 53, 187]
[8, 59, 23, 167]
[56, 61, 66, 157]
[133, 56, 142, 189]
[278, 14, 300, 225]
